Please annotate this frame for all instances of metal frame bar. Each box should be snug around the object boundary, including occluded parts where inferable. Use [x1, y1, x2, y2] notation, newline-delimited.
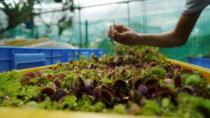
[79, 0, 145, 9]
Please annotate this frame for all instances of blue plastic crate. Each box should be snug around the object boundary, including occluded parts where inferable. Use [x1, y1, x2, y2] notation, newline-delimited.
[40, 49, 52, 65]
[0, 47, 12, 72]
[187, 57, 210, 68]
[78, 49, 90, 57]
[13, 53, 46, 69]
[51, 49, 65, 64]
[0, 46, 105, 72]
[64, 49, 74, 62]
[75, 49, 104, 60]
[96, 49, 105, 57]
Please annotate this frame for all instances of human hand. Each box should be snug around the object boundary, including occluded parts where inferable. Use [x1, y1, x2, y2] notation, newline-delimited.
[108, 25, 138, 45]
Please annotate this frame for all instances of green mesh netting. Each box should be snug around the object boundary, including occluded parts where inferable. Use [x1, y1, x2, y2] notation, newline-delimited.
[85, 8, 210, 61]
[1, 4, 210, 61]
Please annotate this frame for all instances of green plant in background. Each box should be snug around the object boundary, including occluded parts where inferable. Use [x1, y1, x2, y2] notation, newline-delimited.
[57, 16, 73, 37]
[37, 0, 75, 38]
[0, 0, 75, 39]
[0, 0, 40, 33]
[57, 0, 75, 37]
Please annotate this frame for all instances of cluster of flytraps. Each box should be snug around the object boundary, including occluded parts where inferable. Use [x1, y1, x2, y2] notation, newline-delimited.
[0, 46, 209, 117]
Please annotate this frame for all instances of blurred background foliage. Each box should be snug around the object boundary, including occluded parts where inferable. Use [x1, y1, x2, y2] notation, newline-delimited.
[0, 0, 210, 61]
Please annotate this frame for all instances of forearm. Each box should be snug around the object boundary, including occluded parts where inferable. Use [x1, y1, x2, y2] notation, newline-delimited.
[134, 30, 182, 47]
[132, 13, 201, 47]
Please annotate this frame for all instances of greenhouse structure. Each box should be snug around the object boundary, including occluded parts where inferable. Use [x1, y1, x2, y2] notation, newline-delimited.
[0, 0, 210, 118]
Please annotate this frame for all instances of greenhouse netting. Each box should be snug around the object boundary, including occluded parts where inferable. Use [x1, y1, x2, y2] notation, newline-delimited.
[0, 0, 210, 61]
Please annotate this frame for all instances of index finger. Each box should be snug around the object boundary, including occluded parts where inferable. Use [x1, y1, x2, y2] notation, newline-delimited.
[109, 25, 115, 31]
[108, 25, 116, 38]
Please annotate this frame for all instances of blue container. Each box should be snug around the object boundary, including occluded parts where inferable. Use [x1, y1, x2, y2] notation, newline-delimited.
[73, 49, 103, 60]
[49, 49, 65, 64]
[96, 49, 105, 57]
[187, 57, 210, 68]
[64, 49, 75, 62]
[0, 47, 12, 72]
[0, 46, 105, 72]
[25, 20, 34, 29]
[13, 53, 46, 69]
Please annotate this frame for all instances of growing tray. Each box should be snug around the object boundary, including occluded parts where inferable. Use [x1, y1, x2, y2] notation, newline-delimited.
[0, 59, 209, 118]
